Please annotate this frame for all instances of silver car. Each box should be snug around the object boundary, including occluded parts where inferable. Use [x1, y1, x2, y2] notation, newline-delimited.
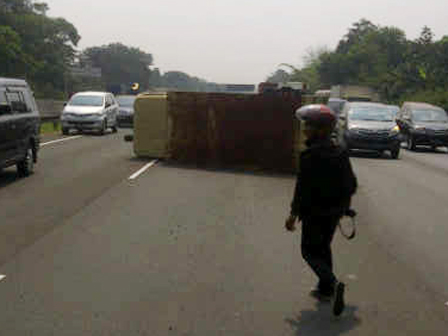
[60, 92, 119, 135]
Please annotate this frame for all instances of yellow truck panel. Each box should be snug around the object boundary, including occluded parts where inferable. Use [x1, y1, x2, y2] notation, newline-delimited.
[133, 93, 171, 158]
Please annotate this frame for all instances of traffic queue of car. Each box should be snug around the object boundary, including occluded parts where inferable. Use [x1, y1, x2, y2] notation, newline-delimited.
[0, 76, 137, 178]
[328, 98, 448, 159]
[60, 92, 136, 135]
[2, 74, 448, 180]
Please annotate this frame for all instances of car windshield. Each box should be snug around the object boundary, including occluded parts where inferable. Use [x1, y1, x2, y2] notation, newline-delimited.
[413, 109, 448, 122]
[117, 96, 136, 107]
[388, 106, 399, 117]
[69, 95, 104, 107]
[349, 105, 394, 121]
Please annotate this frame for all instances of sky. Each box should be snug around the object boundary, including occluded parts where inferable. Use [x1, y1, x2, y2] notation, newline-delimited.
[45, 0, 448, 84]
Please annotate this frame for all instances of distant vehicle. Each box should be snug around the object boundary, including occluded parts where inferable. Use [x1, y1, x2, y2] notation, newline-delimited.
[396, 102, 448, 151]
[336, 102, 401, 159]
[327, 98, 347, 116]
[222, 84, 256, 94]
[258, 81, 306, 94]
[330, 85, 380, 102]
[0, 77, 40, 176]
[60, 91, 118, 135]
[315, 89, 331, 98]
[116, 95, 136, 128]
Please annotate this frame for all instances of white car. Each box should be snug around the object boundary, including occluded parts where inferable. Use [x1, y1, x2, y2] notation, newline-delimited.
[60, 92, 119, 135]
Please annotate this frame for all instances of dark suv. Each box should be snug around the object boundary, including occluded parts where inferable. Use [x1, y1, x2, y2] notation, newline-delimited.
[396, 102, 448, 151]
[336, 102, 401, 159]
[0, 78, 40, 176]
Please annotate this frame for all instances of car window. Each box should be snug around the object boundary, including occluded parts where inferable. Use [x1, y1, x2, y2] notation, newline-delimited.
[349, 105, 394, 121]
[0, 89, 11, 116]
[6, 90, 30, 114]
[412, 109, 448, 123]
[117, 96, 136, 107]
[69, 95, 104, 107]
[388, 106, 399, 118]
[16, 88, 34, 114]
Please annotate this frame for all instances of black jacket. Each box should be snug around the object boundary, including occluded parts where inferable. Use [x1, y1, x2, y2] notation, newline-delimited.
[291, 138, 357, 219]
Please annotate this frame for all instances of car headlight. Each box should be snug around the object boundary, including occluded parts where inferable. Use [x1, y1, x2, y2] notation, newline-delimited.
[390, 125, 400, 133]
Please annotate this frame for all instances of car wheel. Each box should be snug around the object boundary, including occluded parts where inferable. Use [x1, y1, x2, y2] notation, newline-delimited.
[99, 120, 107, 135]
[431, 145, 437, 152]
[112, 124, 118, 133]
[62, 128, 69, 136]
[408, 135, 416, 151]
[17, 146, 34, 177]
[391, 147, 400, 159]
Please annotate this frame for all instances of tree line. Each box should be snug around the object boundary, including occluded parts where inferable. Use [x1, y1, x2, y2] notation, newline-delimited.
[0, 0, 220, 99]
[267, 19, 448, 109]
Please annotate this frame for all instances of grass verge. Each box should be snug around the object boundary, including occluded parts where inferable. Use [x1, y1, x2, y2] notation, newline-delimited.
[40, 121, 61, 135]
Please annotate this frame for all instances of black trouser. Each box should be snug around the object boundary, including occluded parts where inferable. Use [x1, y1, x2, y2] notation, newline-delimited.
[301, 215, 340, 295]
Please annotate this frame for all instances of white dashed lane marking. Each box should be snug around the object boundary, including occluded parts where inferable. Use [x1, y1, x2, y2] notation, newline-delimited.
[0, 275, 6, 282]
[128, 160, 158, 180]
[40, 136, 83, 147]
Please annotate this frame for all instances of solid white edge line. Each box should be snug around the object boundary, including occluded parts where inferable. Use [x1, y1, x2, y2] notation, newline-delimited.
[0, 275, 5, 282]
[129, 160, 158, 180]
[40, 136, 83, 147]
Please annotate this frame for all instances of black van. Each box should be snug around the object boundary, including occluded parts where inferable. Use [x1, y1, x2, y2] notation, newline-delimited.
[0, 77, 40, 176]
[396, 102, 448, 151]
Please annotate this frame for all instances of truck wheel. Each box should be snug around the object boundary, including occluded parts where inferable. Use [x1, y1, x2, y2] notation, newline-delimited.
[17, 146, 34, 177]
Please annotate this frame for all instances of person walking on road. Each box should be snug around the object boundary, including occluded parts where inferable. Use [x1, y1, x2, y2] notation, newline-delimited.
[285, 104, 357, 317]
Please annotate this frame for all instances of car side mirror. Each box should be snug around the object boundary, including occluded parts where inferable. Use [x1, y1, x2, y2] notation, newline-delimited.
[63, 102, 67, 106]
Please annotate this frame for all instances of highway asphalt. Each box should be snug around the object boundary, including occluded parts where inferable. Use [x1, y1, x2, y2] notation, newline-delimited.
[0, 132, 447, 335]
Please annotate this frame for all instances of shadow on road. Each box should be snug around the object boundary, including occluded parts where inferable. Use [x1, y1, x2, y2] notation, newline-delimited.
[348, 150, 391, 160]
[285, 302, 361, 336]
[404, 147, 448, 154]
[71, 130, 115, 137]
[0, 169, 20, 189]
[160, 161, 295, 179]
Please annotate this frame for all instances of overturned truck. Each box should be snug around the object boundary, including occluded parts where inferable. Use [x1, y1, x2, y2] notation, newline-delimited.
[126, 91, 305, 172]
